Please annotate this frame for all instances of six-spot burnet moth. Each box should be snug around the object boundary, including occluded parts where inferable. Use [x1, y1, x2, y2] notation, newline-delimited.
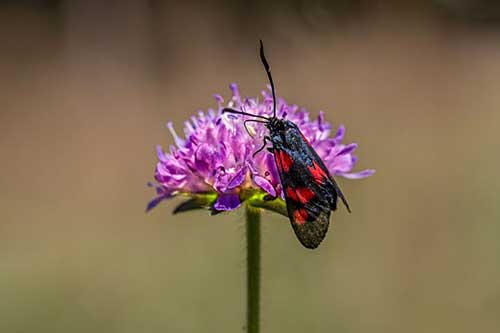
[223, 41, 351, 249]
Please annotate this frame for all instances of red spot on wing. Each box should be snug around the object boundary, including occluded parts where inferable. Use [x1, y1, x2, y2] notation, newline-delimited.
[296, 187, 315, 204]
[293, 208, 308, 225]
[286, 187, 314, 204]
[275, 151, 283, 172]
[286, 187, 298, 202]
[278, 150, 293, 173]
[307, 161, 327, 184]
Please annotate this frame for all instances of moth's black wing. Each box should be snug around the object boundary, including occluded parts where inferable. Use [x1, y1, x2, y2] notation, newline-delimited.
[283, 195, 331, 249]
[271, 121, 341, 249]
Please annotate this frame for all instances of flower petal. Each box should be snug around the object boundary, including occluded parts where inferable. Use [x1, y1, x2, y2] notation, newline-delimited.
[253, 175, 276, 197]
[146, 184, 173, 212]
[229, 83, 240, 101]
[338, 169, 376, 179]
[213, 94, 224, 103]
[213, 194, 241, 211]
[336, 143, 358, 156]
[146, 195, 168, 212]
[335, 125, 345, 142]
[167, 122, 185, 147]
[156, 145, 169, 163]
[194, 144, 216, 173]
[329, 154, 354, 173]
[227, 167, 246, 190]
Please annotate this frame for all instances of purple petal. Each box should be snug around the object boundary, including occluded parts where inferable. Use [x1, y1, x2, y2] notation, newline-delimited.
[184, 121, 195, 135]
[147, 182, 166, 195]
[335, 125, 345, 142]
[214, 94, 224, 103]
[253, 175, 276, 197]
[338, 169, 376, 179]
[336, 143, 358, 156]
[156, 145, 169, 162]
[194, 144, 216, 173]
[229, 83, 240, 99]
[329, 154, 353, 173]
[317, 111, 325, 130]
[167, 122, 185, 147]
[261, 153, 279, 184]
[213, 194, 241, 211]
[227, 168, 246, 189]
[146, 195, 168, 212]
[146, 183, 173, 212]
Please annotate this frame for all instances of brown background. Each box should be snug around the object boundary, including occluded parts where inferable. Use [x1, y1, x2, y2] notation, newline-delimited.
[1, 1, 500, 332]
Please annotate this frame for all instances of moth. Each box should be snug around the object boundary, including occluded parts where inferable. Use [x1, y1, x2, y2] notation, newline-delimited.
[223, 41, 350, 249]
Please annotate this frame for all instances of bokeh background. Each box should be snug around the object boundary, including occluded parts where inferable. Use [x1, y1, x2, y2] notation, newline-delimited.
[1, 0, 500, 332]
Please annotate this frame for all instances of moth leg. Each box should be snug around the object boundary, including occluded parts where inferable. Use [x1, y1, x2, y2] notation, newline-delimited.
[253, 136, 272, 157]
[330, 177, 351, 213]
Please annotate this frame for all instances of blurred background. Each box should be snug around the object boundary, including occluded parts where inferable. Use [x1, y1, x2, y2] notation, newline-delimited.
[1, 0, 500, 332]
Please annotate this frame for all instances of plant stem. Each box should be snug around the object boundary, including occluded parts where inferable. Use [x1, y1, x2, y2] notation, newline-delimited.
[246, 205, 260, 333]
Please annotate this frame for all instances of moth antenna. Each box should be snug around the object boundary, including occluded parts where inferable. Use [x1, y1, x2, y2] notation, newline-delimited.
[222, 108, 269, 121]
[259, 40, 277, 118]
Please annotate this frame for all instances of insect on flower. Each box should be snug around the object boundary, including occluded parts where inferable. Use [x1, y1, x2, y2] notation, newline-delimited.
[222, 41, 351, 249]
[147, 41, 374, 249]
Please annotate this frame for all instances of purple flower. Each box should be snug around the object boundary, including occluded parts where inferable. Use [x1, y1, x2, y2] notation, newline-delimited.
[147, 84, 374, 213]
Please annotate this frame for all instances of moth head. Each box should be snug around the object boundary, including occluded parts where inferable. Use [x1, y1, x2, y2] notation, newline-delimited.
[267, 118, 297, 134]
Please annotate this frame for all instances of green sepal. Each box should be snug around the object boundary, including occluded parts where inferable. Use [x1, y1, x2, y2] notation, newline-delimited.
[244, 190, 288, 218]
[173, 193, 218, 214]
[172, 190, 287, 219]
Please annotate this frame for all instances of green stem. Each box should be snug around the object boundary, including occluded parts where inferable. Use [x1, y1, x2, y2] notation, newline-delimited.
[246, 205, 260, 333]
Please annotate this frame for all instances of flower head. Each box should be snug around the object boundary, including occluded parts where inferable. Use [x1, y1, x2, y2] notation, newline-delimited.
[147, 84, 374, 214]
